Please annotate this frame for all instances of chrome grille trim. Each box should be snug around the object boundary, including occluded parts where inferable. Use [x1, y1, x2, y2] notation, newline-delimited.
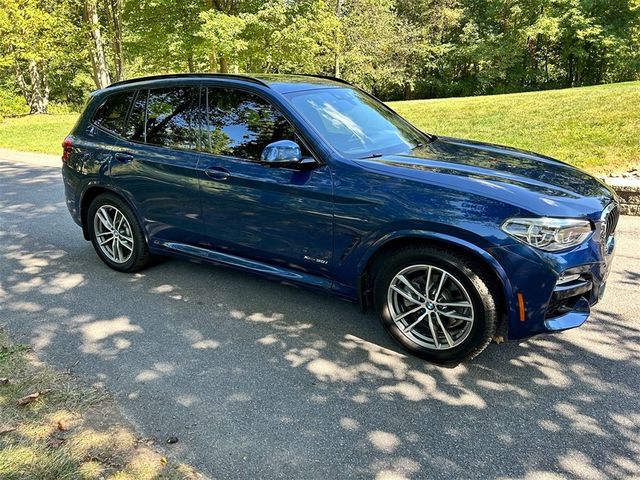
[601, 202, 620, 241]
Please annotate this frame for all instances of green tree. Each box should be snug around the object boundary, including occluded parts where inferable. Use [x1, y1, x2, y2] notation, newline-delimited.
[198, 9, 248, 72]
[337, 0, 416, 98]
[124, 0, 211, 75]
[2, 0, 640, 114]
[0, 0, 84, 113]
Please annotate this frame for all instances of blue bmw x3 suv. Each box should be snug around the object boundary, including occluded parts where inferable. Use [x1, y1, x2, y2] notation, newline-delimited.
[61, 73, 619, 363]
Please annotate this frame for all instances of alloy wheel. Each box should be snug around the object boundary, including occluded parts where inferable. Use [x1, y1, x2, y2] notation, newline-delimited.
[386, 264, 475, 350]
[93, 205, 134, 264]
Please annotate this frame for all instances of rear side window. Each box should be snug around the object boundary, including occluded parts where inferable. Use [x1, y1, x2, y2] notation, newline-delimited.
[145, 87, 198, 150]
[124, 90, 146, 142]
[203, 87, 296, 161]
[92, 91, 134, 135]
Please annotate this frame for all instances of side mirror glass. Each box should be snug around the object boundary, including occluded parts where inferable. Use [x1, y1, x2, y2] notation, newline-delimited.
[260, 140, 302, 167]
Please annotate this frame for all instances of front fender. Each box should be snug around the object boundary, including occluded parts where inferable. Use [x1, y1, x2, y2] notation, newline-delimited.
[355, 229, 517, 333]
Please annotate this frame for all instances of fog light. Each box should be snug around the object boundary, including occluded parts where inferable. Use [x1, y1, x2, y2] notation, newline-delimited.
[557, 273, 581, 285]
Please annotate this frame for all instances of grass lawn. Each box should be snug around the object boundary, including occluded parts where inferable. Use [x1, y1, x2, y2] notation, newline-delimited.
[0, 114, 78, 157]
[389, 81, 640, 175]
[0, 81, 638, 175]
[0, 329, 199, 479]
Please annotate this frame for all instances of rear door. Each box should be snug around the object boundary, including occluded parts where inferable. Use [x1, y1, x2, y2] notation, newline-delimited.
[196, 86, 334, 278]
[109, 85, 205, 245]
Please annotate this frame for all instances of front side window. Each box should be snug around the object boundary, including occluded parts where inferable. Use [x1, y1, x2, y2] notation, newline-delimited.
[285, 87, 426, 157]
[92, 91, 134, 135]
[203, 87, 296, 161]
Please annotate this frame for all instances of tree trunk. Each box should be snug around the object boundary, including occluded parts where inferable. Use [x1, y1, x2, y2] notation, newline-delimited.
[219, 56, 229, 73]
[567, 55, 572, 86]
[210, 0, 239, 14]
[13, 57, 32, 108]
[403, 82, 414, 100]
[187, 51, 195, 73]
[27, 60, 48, 114]
[106, 0, 124, 81]
[41, 63, 50, 110]
[209, 50, 218, 73]
[84, 0, 111, 89]
[334, 0, 343, 78]
[544, 43, 549, 85]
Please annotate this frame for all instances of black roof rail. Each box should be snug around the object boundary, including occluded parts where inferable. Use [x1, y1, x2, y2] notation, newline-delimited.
[297, 74, 354, 86]
[105, 73, 270, 89]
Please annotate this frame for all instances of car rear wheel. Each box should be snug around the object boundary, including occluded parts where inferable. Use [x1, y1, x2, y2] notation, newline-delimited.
[87, 193, 151, 272]
[373, 246, 500, 363]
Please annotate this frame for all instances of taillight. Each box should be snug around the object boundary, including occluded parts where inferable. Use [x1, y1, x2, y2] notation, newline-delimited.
[62, 135, 74, 162]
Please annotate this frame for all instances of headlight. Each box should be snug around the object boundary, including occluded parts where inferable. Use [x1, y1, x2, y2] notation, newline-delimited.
[501, 217, 593, 252]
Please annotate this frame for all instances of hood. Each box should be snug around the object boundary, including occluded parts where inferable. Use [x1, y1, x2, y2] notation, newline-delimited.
[354, 137, 615, 218]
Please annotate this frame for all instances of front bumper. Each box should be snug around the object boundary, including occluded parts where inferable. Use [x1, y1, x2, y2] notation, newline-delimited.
[543, 272, 603, 332]
[494, 206, 618, 339]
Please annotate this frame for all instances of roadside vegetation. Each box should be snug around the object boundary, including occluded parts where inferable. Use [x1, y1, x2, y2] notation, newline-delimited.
[0, 328, 199, 480]
[0, 114, 78, 156]
[390, 80, 640, 175]
[2, 0, 640, 114]
[1, 81, 638, 176]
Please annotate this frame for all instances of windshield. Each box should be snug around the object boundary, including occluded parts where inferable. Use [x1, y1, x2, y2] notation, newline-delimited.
[285, 87, 428, 158]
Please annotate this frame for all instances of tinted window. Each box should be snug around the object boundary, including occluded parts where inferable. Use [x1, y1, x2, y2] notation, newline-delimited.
[286, 87, 425, 157]
[204, 88, 296, 161]
[124, 90, 146, 142]
[92, 91, 134, 134]
[145, 87, 198, 150]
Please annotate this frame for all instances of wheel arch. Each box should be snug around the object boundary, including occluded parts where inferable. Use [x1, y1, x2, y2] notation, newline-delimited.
[79, 185, 145, 242]
[357, 232, 515, 327]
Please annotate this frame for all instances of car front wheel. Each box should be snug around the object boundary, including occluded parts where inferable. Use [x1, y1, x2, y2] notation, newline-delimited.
[373, 246, 500, 363]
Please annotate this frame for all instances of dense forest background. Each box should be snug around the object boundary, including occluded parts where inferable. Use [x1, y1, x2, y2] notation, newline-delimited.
[1, 0, 639, 115]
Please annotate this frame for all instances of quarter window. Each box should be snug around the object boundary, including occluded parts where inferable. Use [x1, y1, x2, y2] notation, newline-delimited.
[203, 88, 296, 161]
[92, 91, 134, 135]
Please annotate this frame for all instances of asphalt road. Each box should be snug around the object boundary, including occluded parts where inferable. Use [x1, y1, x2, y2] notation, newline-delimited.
[1, 159, 639, 479]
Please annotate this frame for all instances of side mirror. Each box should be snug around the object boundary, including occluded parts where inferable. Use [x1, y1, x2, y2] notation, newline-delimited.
[260, 140, 303, 167]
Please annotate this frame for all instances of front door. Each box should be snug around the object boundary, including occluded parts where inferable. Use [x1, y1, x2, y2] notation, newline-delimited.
[197, 86, 334, 279]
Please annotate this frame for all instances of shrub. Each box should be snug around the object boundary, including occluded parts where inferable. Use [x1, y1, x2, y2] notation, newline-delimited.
[48, 102, 76, 115]
[0, 90, 29, 117]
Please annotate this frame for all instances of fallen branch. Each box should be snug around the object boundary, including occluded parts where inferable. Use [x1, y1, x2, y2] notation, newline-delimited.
[17, 389, 51, 406]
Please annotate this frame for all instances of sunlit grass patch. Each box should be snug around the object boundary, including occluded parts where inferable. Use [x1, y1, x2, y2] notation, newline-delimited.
[0, 114, 78, 156]
[0, 444, 80, 480]
[390, 81, 640, 176]
[0, 329, 200, 480]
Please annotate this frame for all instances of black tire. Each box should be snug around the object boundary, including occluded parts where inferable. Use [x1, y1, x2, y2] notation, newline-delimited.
[373, 246, 500, 364]
[87, 193, 151, 273]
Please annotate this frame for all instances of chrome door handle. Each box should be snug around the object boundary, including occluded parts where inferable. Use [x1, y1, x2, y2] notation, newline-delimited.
[204, 167, 230, 181]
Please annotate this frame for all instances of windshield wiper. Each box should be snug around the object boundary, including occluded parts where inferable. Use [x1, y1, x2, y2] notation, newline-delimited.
[358, 138, 434, 159]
